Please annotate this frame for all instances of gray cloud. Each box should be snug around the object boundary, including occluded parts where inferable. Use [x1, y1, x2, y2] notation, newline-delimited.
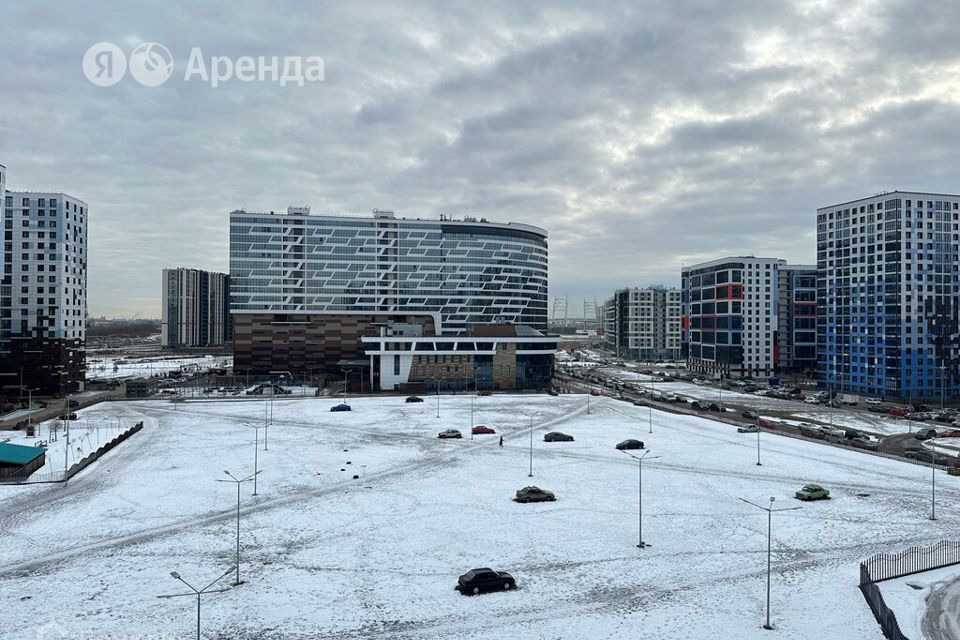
[1, 0, 958, 317]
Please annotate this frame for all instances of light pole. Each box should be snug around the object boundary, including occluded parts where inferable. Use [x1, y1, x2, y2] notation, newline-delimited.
[930, 439, 937, 521]
[26, 387, 38, 437]
[470, 391, 475, 441]
[215, 470, 260, 585]
[756, 424, 762, 466]
[341, 368, 352, 403]
[527, 413, 535, 477]
[64, 393, 72, 476]
[738, 497, 800, 630]
[157, 568, 232, 640]
[620, 449, 659, 548]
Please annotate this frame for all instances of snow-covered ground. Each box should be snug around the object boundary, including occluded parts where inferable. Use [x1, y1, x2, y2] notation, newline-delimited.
[86, 354, 232, 380]
[878, 564, 960, 639]
[1, 393, 958, 639]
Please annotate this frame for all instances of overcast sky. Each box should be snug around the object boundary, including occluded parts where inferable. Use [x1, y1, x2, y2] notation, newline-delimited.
[1, 0, 959, 318]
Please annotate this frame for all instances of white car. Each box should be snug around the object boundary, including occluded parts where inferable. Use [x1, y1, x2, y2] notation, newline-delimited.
[865, 397, 882, 405]
[737, 425, 760, 433]
[804, 397, 820, 404]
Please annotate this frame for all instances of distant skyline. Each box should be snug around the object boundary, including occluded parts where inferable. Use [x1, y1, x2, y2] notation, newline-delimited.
[2, 0, 959, 317]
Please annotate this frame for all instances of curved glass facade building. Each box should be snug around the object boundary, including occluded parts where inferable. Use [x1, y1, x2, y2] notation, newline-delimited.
[229, 208, 550, 376]
[229, 208, 548, 333]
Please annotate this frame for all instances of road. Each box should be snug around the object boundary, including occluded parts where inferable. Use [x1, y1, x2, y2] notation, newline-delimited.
[922, 574, 960, 640]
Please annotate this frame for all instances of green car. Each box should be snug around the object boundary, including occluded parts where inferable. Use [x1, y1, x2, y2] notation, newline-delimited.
[795, 483, 830, 501]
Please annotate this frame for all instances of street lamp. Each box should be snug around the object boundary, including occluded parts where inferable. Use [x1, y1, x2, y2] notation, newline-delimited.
[157, 568, 233, 640]
[756, 423, 763, 466]
[340, 368, 352, 403]
[930, 439, 938, 521]
[738, 497, 800, 630]
[620, 449, 659, 548]
[215, 470, 261, 585]
[526, 413, 536, 477]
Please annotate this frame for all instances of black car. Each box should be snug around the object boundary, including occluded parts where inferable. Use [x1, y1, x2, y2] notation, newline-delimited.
[514, 486, 556, 503]
[616, 439, 644, 450]
[708, 403, 723, 412]
[742, 410, 759, 420]
[867, 406, 890, 414]
[544, 432, 574, 442]
[456, 568, 516, 595]
[914, 428, 938, 441]
[906, 449, 950, 464]
[405, 396, 424, 403]
[330, 403, 352, 412]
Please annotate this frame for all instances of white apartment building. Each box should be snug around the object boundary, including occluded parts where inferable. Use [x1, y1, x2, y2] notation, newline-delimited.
[603, 287, 681, 360]
[1, 182, 88, 393]
[682, 257, 782, 378]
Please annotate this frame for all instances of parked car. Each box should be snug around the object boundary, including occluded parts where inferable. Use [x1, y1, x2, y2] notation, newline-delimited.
[472, 425, 496, 435]
[890, 407, 910, 417]
[804, 397, 820, 405]
[330, 403, 351, 412]
[514, 486, 556, 503]
[438, 429, 463, 439]
[590, 389, 601, 396]
[477, 390, 493, 397]
[906, 450, 951, 464]
[405, 396, 424, 403]
[867, 406, 890, 414]
[742, 410, 759, 420]
[707, 403, 723, 412]
[616, 439, 644, 450]
[690, 400, 705, 410]
[795, 483, 830, 501]
[851, 437, 879, 451]
[938, 429, 960, 438]
[798, 423, 823, 439]
[865, 397, 882, 405]
[544, 432, 574, 442]
[820, 426, 846, 440]
[59, 412, 78, 421]
[738, 424, 759, 433]
[456, 568, 516, 595]
[914, 428, 938, 441]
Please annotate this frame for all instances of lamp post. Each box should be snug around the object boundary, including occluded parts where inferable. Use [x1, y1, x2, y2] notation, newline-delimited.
[470, 391, 475, 441]
[64, 393, 72, 476]
[215, 470, 261, 585]
[157, 568, 233, 640]
[738, 497, 800, 630]
[26, 387, 38, 437]
[527, 413, 535, 477]
[620, 449, 659, 548]
[756, 424, 762, 466]
[930, 439, 937, 521]
[341, 368, 352, 403]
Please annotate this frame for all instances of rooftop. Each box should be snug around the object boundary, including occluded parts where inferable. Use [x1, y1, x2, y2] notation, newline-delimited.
[0, 442, 46, 466]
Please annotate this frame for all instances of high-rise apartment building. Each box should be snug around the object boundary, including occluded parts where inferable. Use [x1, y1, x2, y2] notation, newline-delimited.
[161, 268, 231, 348]
[817, 192, 960, 401]
[777, 265, 818, 375]
[229, 207, 551, 378]
[602, 287, 681, 360]
[682, 257, 814, 378]
[1, 174, 88, 394]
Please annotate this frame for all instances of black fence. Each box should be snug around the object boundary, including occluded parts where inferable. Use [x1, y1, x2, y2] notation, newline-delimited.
[861, 540, 960, 584]
[858, 540, 960, 640]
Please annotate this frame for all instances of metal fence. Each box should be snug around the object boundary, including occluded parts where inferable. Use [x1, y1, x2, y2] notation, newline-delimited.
[858, 540, 960, 640]
[859, 580, 908, 640]
[861, 540, 960, 584]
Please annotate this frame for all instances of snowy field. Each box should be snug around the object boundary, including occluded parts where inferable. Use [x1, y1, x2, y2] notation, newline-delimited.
[86, 354, 232, 380]
[2, 394, 958, 639]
